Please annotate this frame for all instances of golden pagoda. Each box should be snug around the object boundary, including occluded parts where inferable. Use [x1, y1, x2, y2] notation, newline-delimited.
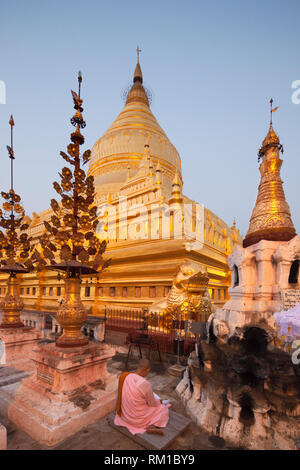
[89, 55, 181, 197]
[243, 99, 296, 248]
[0, 53, 242, 318]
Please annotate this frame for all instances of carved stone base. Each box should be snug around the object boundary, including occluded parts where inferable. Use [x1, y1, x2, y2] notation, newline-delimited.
[8, 341, 117, 447]
[0, 327, 41, 371]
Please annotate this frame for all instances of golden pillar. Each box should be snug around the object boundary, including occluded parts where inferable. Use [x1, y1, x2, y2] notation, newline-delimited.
[56, 276, 88, 348]
[0, 273, 24, 328]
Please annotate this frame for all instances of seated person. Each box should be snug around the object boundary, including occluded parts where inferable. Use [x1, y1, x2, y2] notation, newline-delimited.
[114, 358, 170, 435]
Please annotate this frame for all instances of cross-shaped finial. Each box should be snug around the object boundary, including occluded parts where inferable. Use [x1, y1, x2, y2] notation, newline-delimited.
[270, 98, 273, 123]
[136, 45, 141, 62]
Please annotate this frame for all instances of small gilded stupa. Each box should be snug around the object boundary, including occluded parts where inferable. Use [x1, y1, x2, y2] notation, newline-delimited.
[243, 99, 296, 248]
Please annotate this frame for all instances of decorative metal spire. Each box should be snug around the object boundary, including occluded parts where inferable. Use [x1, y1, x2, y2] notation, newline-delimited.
[126, 50, 150, 106]
[243, 101, 296, 248]
[8, 115, 15, 192]
[0, 117, 30, 272]
[0, 117, 33, 328]
[33, 71, 111, 347]
[258, 99, 281, 162]
[169, 170, 183, 206]
[136, 45, 141, 63]
[269, 98, 279, 125]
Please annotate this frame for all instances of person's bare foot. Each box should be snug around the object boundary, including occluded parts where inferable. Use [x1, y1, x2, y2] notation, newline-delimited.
[146, 425, 165, 436]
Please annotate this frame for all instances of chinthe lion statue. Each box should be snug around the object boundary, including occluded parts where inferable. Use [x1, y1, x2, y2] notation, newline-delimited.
[148, 261, 212, 331]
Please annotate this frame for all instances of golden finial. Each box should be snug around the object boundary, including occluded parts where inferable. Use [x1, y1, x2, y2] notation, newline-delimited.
[259, 99, 280, 152]
[136, 45, 141, 63]
[6, 115, 16, 191]
[133, 46, 143, 83]
[269, 98, 279, 125]
[7, 116, 14, 160]
[126, 47, 150, 106]
[78, 70, 82, 98]
[169, 169, 183, 206]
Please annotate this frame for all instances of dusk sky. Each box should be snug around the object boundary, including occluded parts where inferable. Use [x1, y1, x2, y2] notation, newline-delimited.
[1, 0, 299, 237]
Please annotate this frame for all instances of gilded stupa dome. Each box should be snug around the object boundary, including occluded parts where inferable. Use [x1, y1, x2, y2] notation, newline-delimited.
[88, 59, 182, 196]
[261, 122, 280, 147]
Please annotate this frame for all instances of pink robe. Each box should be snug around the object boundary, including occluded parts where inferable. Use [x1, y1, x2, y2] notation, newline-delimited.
[114, 373, 170, 435]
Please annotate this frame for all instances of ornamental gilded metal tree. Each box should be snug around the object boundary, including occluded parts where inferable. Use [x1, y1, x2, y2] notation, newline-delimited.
[34, 71, 110, 348]
[0, 116, 32, 328]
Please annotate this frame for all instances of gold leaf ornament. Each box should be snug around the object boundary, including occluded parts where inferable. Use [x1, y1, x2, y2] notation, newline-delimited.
[79, 215, 90, 228]
[74, 169, 85, 180]
[62, 167, 72, 179]
[82, 150, 91, 164]
[63, 214, 74, 227]
[99, 240, 107, 254]
[51, 199, 59, 213]
[44, 221, 52, 232]
[53, 181, 62, 195]
[67, 143, 77, 157]
[12, 194, 21, 203]
[14, 204, 23, 213]
[78, 247, 89, 262]
[61, 244, 72, 261]
[51, 215, 61, 228]
[20, 233, 28, 243]
[61, 180, 72, 192]
[62, 195, 73, 209]
[74, 180, 85, 192]
[89, 206, 98, 219]
[3, 202, 12, 212]
[60, 151, 73, 164]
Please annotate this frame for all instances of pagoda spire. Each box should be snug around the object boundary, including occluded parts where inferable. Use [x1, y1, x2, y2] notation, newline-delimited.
[243, 100, 296, 248]
[169, 169, 183, 206]
[126, 48, 149, 107]
[134, 45, 143, 83]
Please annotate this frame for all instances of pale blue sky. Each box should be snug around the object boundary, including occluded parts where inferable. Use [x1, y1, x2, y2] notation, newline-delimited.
[0, 0, 299, 237]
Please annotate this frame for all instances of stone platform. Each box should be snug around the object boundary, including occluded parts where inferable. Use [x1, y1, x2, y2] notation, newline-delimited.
[0, 366, 28, 387]
[108, 410, 191, 450]
[7, 341, 117, 447]
[0, 352, 234, 450]
[0, 327, 41, 372]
